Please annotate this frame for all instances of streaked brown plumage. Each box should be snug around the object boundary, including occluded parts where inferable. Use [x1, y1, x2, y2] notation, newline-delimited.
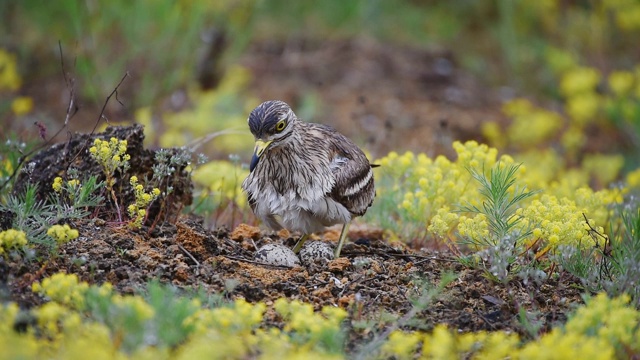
[241, 100, 375, 257]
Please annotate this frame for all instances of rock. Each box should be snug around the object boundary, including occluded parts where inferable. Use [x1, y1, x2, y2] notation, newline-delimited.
[254, 244, 300, 267]
[299, 241, 334, 266]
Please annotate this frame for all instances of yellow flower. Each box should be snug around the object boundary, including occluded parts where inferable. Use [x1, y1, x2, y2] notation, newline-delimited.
[11, 96, 33, 116]
[608, 70, 635, 96]
[566, 93, 600, 125]
[0, 49, 21, 91]
[560, 67, 601, 97]
[52, 177, 63, 192]
[0, 229, 28, 253]
[626, 168, 640, 188]
[47, 224, 79, 245]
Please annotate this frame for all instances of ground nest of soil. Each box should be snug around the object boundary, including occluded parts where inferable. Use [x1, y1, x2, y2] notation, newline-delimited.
[4, 214, 584, 337]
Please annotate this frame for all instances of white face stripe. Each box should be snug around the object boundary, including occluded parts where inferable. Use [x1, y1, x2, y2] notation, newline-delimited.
[343, 168, 372, 197]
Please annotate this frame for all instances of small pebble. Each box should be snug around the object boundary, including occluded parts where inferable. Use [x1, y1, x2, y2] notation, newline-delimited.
[254, 244, 300, 267]
[299, 241, 334, 266]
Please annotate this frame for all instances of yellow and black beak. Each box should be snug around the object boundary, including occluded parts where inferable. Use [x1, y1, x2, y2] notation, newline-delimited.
[249, 139, 272, 172]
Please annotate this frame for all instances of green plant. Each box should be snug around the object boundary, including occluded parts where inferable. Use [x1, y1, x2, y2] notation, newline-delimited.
[0, 136, 28, 201]
[559, 195, 640, 308]
[0, 175, 102, 252]
[50, 174, 105, 219]
[456, 163, 540, 283]
[126, 176, 160, 229]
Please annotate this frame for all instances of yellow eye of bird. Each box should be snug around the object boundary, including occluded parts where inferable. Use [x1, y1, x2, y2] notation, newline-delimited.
[275, 120, 286, 132]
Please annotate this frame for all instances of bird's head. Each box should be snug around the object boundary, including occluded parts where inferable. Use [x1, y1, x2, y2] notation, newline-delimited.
[247, 100, 297, 172]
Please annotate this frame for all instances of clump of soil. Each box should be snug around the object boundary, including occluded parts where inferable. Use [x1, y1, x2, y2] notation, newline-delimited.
[2, 126, 583, 338]
[13, 124, 192, 223]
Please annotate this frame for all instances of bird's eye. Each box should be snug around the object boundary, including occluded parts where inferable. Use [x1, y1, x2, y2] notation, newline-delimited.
[275, 120, 286, 132]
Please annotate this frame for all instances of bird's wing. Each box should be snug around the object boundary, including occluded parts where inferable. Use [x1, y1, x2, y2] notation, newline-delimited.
[327, 133, 376, 216]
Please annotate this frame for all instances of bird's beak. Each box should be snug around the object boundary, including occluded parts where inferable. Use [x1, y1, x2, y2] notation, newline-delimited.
[250, 139, 272, 172]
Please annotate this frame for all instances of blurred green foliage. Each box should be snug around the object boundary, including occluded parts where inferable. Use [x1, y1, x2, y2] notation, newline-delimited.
[1, 0, 255, 107]
[3, 0, 640, 108]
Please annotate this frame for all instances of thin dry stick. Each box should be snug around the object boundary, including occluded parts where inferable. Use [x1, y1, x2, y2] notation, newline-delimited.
[67, 70, 130, 167]
[178, 244, 200, 267]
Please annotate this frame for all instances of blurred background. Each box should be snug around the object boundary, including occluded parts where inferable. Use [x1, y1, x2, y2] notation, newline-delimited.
[1, 0, 640, 225]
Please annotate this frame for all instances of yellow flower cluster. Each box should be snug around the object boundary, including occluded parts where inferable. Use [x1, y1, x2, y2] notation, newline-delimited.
[46, 224, 79, 245]
[604, 0, 640, 31]
[372, 140, 625, 251]
[111, 294, 155, 322]
[0, 48, 21, 91]
[558, 66, 603, 128]
[186, 298, 265, 336]
[180, 299, 266, 359]
[608, 70, 635, 97]
[34, 302, 82, 339]
[381, 330, 423, 359]
[0, 229, 27, 254]
[560, 67, 601, 98]
[32, 273, 89, 309]
[127, 176, 161, 229]
[518, 195, 601, 248]
[488, 99, 564, 148]
[515, 150, 624, 210]
[0, 303, 38, 358]
[374, 141, 516, 239]
[491, 52, 640, 157]
[627, 168, 640, 188]
[275, 298, 347, 335]
[457, 213, 489, 243]
[181, 298, 345, 358]
[88, 137, 130, 187]
[11, 96, 34, 116]
[52, 177, 82, 202]
[52, 177, 63, 192]
[567, 293, 639, 348]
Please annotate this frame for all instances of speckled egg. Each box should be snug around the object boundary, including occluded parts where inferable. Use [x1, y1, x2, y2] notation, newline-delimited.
[299, 241, 334, 265]
[254, 244, 300, 267]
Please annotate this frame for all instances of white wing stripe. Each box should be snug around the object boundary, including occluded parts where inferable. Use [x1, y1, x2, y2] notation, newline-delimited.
[343, 168, 372, 197]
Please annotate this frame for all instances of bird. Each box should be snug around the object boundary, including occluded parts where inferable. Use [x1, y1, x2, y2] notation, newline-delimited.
[241, 100, 376, 258]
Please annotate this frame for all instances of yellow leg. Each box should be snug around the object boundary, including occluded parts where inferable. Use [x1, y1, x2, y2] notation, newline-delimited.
[334, 222, 351, 258]
[292, 234, 309, 253]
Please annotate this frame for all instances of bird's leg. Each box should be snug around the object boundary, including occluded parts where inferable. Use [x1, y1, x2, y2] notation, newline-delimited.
[334, 222, 351, 258]
[292, 234, 309, 253]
